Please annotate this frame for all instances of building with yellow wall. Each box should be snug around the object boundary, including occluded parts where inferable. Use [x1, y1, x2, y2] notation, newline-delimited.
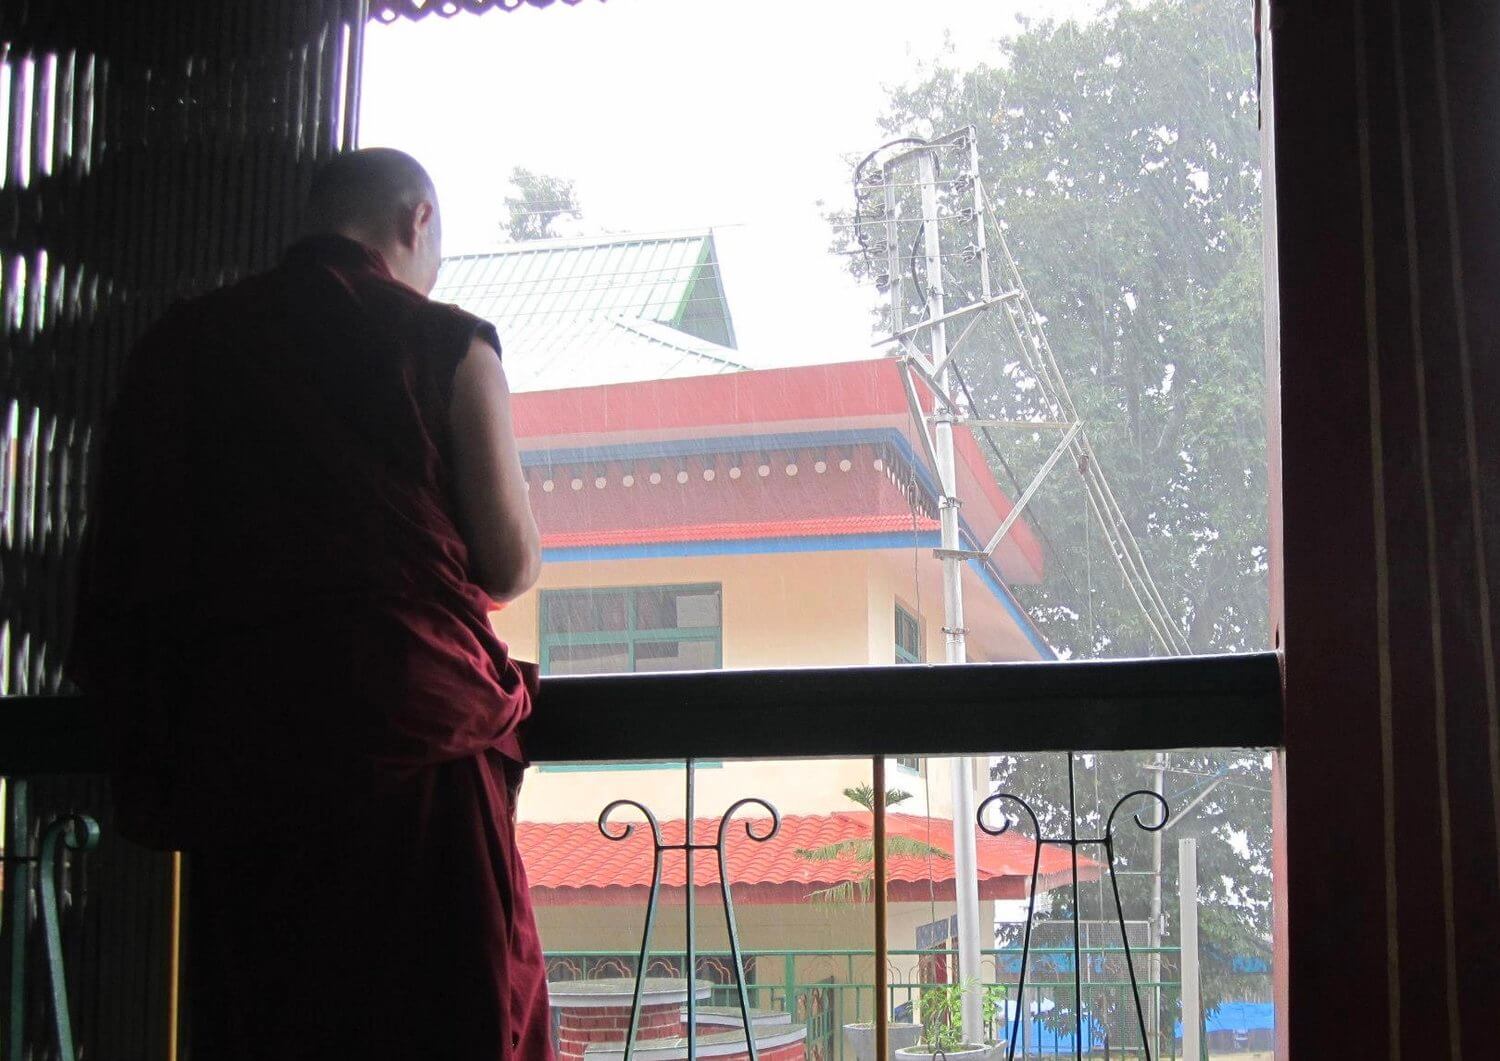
[434, 235, 1088, 1044]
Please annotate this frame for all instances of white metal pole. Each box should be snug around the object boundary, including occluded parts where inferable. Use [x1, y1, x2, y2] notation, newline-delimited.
[1178, 838, 1202, 1061]
[1149, 755, 1165, 1049]
[915, 148, 984, 1045]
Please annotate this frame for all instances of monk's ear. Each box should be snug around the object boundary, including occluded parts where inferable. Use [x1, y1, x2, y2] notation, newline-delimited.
[396, 200, 433, 250]
[411, 200, 436, 244]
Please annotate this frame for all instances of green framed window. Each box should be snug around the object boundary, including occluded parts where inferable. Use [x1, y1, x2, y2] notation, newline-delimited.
[894, 604, 923, 773]
[539, 584, 724, 771]
[895, 604, 923, 666]
[540, 584, 723, 675]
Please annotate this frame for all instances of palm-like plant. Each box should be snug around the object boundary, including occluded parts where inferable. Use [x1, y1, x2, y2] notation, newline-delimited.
[795, 784, 950, 903]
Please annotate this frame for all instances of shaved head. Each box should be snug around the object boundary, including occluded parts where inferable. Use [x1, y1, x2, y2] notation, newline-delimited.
[306, 148, 435, 233]
[304, 148, 444, 293]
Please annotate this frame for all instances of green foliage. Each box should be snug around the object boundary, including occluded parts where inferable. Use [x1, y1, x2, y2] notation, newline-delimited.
[827, 0, 1267, 659]
[1196, 904, 1274, 1004]
[916, 980, 1008, 1051]
[503, 166, 582, 242]
[842, 783, 913, 811]
[918, 981, 971, 1052]
[990, 750, 1272, 1020]
[795, 785, 949, 904]
[828, 0, 1272, 1019]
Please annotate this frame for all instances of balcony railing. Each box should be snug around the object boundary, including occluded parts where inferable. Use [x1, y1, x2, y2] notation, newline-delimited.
[0, 652, 1282, 1061]
[545, 946, 1194, 1061]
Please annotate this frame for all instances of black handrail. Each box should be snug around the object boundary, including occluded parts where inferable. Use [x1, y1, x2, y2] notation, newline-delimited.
[0, 652, 1281, 775]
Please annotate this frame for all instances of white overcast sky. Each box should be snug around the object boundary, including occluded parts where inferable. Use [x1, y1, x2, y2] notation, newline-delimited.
[360, 0, 1095, 368]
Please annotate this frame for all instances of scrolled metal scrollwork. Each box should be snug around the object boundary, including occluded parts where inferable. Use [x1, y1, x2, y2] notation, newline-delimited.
[1104, 789, 1170, 840]
[715, 797, 781, 846]
[976, 757, 1173, 1061]
[977, 792, 1042, 1061]
[598, 798, 667, 1054]
[599, 762, 782, 1060]
[39, 813, 101, 1061]
[598, 798, 665, 846]
[714, 796, 781, 1056]
[977, 791, 1041, 840]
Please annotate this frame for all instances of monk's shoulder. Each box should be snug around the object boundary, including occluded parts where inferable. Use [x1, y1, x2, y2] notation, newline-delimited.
[125, 287, 231, 377]
[143, 273, 272, 346]
[417, 295, 500, 358]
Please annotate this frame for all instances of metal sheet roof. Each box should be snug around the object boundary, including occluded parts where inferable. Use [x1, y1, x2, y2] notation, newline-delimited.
[495, 315, 745, 392]
[432, 232, 745, 391]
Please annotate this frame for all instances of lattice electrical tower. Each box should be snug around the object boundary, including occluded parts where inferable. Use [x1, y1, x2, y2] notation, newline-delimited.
[850, 126, 1188, 1042]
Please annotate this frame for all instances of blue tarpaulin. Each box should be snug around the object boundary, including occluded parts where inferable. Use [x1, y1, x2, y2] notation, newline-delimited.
[1175, 1001, 1275, 1035]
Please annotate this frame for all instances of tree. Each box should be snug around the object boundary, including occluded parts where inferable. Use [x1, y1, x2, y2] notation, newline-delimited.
[988, 750, 1272, 1034]
[825, 0, 1272, 1032]
[828, 0, 1266, 660]
[794, 784, 950, 904]
[503, 166, 582, 242]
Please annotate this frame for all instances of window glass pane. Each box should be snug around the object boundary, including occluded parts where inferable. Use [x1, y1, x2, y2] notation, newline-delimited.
[634, 639, 718, 673]
[512, 749, 1276, 1058]
[548, 642, 630, 675]
[637, 586, 721, 631]
[882, 747, 1276, 1058]
[518, 757, 877, 1059]
[896, 607, 923, 663]
[364, 0, 1269, 674]
[675, 589, 722, 630]
[540, 585, 723, 677]
[544, 591, 628, 636]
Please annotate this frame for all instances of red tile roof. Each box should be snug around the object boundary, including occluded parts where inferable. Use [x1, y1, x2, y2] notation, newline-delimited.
[519, 811, 1098, 906]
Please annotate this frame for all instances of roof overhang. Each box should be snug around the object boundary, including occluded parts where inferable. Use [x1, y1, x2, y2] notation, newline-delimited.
[511, 358, 1047, 585]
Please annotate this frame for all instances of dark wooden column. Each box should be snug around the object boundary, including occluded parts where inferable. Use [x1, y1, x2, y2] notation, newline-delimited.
[1274, 0, 1500, 1054]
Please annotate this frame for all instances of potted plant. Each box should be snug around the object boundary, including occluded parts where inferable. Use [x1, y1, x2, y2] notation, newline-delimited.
[808, 785, 945, 1060]
[892, 981, 999, 1060]
[841, 1020, 922, 1061]
[980, 985, 1010, 1056]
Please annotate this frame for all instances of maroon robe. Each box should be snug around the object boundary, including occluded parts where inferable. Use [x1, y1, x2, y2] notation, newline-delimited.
[69, 234, 554, 1060]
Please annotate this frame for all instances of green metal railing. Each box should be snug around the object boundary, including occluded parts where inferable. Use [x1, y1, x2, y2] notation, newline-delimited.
[545, 946, 1187, 1060]
[1, 783, 101, 1061]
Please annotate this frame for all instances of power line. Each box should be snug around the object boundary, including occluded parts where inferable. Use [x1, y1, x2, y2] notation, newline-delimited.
[864, 125, 1191, 659]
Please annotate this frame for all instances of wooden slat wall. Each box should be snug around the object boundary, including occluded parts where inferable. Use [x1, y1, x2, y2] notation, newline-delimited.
[1275, 0, 1500, 1054]
[0, 2, 363, 1057]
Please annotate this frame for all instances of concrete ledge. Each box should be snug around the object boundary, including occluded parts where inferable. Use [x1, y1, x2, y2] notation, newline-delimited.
[548, 977, 712, 1010]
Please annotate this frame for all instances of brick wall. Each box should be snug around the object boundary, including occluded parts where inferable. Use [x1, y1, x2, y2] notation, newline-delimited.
[554, 1002, 682, 1060]
[553, 999, 809, 1061]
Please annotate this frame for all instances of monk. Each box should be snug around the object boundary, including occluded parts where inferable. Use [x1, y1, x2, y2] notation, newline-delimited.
[68, 148, 553, 1059]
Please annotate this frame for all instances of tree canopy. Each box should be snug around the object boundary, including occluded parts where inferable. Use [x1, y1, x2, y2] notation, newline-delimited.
[831, 0, 1266, 660]
[826, 0, 1272, 1028]
[503, 166, 582, 242]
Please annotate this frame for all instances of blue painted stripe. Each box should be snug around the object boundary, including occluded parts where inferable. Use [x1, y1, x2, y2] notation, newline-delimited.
[968, 557, 1055, 660]
[543, 531, 940, 562]
[542, 531, 1055, 661]
[522, 429, 894, 466]
[953, 525, 1056, 661]
[539, 761, 724, 773]
[525, 426, 1054, 658]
